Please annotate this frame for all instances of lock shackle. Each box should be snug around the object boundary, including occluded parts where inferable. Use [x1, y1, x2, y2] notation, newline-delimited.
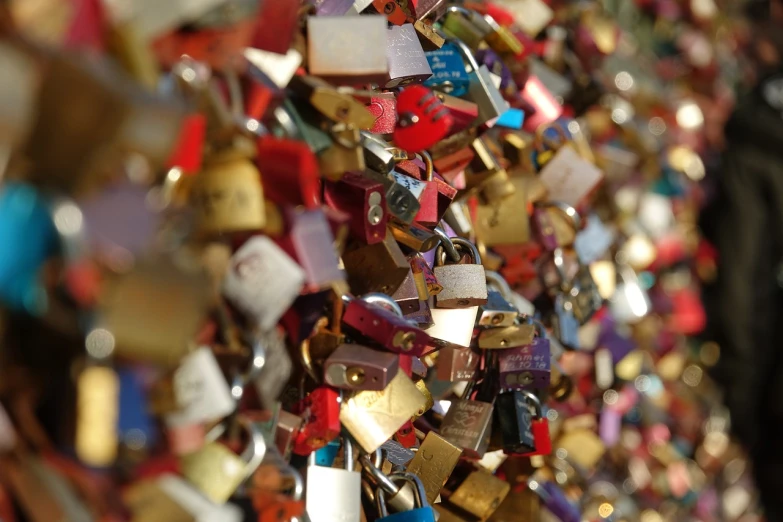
[206, 415, 267, 479]
[536, 201, 582, 231]
[485, 270, 513, 300]
[519, 315, 547, 339]
[361, 292, 405, 318]
[416, 151, 434, 181]
[344, 437, 355, 471]
[519, 390, 543, 419]
[435, 237, 482, 266]
[433, 227, 461, 263]
[375, 472, 428, 517]
[361, 454, 400, 496]
[436, 30, 480, 72]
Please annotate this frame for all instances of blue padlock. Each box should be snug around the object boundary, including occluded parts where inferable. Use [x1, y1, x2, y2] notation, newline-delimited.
[0, 183, 57, 315]
[424, 42, 470, 98]
[313, 438, 341, 467]
[376, 472, 435, 522]
[494, 108, 525, 130]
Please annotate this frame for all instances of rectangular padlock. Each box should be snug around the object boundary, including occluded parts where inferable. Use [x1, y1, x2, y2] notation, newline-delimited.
[307, 16, 389, 84]
[447, 471, 510, 521]
[340, 372, 427, 453]
[538, 146, 604, 207]
[439, 398, 494, 458]
[477, 290, 517, 328]
[477, 323, 536, 349]
[436, 345, 480, 382]
[324, 172, 388, 245]
[426, 306, 479, 348]
[342, 298, 431, 356]
[406, 432, 462, 504]
[385, 23, 433, 88]
[342, 233, 410, 295]
[324, 343, 400, 391]
[498, 337, 550, 391]
[279, 208, 346, 292]
[392, 269, 422, 315]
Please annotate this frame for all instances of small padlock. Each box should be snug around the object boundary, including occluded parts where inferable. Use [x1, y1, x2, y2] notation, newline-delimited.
[377, 472, 436, 522]
[370, 0, 415, 24]
[405, 432, 462, 504]
[433, 237, 488, 308]
[180, 418, 266, 504]
[478, 274, 518, 328]
[441, 6, 492, 49]
[252, 0, 300, 54]
[436, 345, 480, 382]
[474, 177, 531, 247]
[364, 170, 422, 225]
[290, 75, 377, 130]
[306, 438, 362, 522]
[497, 320, 551, 392]
[392, 269, 422, 315]
[477, 319, 536, 349]
[291, 386, 341, 456]
[413, 19, 445, 51]
[324, 343, 400, 391]
[394, 85, 453, 153]
[446, 470, 510, 521]
[389, 222, 441, 253]
[362, 453, 421, 513]
[552, 292, 580, 350]
[254, 465, 306, 522]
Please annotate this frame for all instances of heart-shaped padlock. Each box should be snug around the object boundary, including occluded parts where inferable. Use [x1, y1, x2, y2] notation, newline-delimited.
[393, 85, 454, 153]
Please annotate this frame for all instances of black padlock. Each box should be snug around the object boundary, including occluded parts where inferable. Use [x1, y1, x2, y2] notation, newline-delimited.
[495, 390, 539, 455]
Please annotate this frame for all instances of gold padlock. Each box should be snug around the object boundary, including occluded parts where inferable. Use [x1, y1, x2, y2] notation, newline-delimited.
[406, 432, 462, 504]
[447, 470, 510, 521]
[474, 177, 531, 247]
[191, 149, 266, 236]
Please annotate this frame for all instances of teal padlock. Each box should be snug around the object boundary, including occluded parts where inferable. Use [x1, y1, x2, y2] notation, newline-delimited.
[376, 472, 436, 522]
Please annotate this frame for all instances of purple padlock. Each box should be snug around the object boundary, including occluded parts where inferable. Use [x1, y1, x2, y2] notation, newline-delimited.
[598, 315, 636, 364]
[311, 0, 355, 15]
[498, 336, 550, 391]
[534, 481, 581, 522]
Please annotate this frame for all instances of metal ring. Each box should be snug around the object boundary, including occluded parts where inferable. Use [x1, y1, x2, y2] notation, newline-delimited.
[519, 390, 543, 418]
[361, 455, 400, 495]
[417, 151, 434, 182]
[436, 237, 482, 266]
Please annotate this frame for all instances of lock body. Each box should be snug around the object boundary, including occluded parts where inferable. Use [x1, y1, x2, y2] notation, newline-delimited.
[342, 299, 431, 356]
[439, 399, 493, 458]
[385, 24, 433, 88]
[324, 172, 388, 245]
[324, 343, 400, 391]
[497, 337, 550, 391]
[495, 391, 536, 455]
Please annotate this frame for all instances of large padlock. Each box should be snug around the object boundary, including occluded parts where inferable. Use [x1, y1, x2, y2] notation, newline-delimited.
[306, 438, 362, 522]
[377, 472, 436, 522]
[433, 236, 488, 308]
[405, 432, 462, 504]
[394, 85, 453, 153]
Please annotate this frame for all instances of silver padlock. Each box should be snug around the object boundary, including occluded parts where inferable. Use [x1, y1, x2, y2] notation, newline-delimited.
[306, 438, 362, 522]
[433, 236, 488, 308]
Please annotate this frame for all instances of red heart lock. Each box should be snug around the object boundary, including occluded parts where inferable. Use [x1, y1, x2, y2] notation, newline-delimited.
[394, 86, 454, 153]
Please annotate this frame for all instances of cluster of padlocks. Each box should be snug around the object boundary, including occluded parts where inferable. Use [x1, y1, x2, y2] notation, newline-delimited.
[0, 0, 754, 521]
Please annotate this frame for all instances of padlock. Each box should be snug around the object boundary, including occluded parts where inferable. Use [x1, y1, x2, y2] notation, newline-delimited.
[341, 372, 428, 453]
[495, 390, 538, 455]
[390, 222, 440, 253]
[191, 149, 266, 236]
[477, 320, 536, 349]
[497, 320, 550, 392]
[152, 19, 255, 71]
[394, 85, 453, 153]
[291, 386, 341, 456]
[377, 472, 436, 522]
[552, 292, 580, 349]
[413, 19, 445, 51]
[223, 235, 306, 331]
[426, 304, 479, 348]
[385, 24, 434, 88]
[325, 171, 388, 245]
[342, 233, 410, 295]
[474, 177, 531, 247]
[306, 438, 362, 522]
[441, 6, 492, 49]
[424, 42, 471, 98]
[324, 343, 400, 391]
[255, 465, 306, 522]
[362, 454, 421, 513]
[410, 253, 442, 298]
[537, 137, 604, 208]
[180, 418, 266, 504]
[478, 275, 517, 328]
[256, 136, 321, 209]
[307, 15, 389, 84]
[482, 13, 524, 56]
[367, 95, 398, 135]
[364, 170, 422, 225]
[436, 345, 480, 382]
[318, 126, 366, 181]
[250, 0, 299, 54]
[290, 75, 377, 131]
[313, 0, 357, 15]
[439, 390, 494, 458]
[433, 237, 488, 308]
[405, 432, 462, 504]
[415, 0, 447, 20]
[435, 92, 479, 134]
[341, 295, 430, 356]
[446, 470, 510, 521]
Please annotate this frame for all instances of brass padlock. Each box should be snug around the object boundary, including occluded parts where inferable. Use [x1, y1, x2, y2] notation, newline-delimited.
[318, 126, 366, 181]
[474, 177, 531, 247]
[191, 149, 266, 236]
[405, 432, 462, 504]
[446, 470, 510, 521]
[433, 236, 488, 308]
[342, 233, 410, 295]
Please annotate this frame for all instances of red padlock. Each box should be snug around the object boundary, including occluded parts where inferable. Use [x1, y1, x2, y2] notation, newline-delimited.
[394, 86, 454, 153]
[342, 297, 432, 357]
[324, 172, 388, 245]
[372, 0, 415, 25]
[257, 137, 321, 209]
[152, 21, 255, 71]
[395, 420, 418, 448]
[291, 387, 341, 456]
